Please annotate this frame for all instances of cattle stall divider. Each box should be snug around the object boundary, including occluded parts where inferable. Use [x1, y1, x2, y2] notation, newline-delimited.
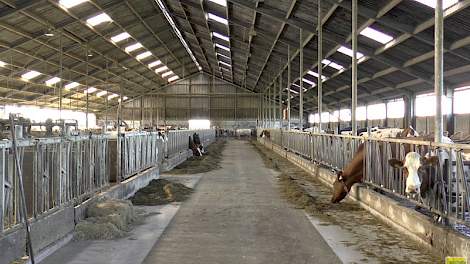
[260, 128, 470, 231]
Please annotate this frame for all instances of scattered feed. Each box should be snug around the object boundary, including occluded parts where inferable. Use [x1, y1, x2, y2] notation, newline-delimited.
[130, 179, 193, 206]
[251, 140, 441, 263]
[74, 199, 136, 240]
[170, 139, 226, 174]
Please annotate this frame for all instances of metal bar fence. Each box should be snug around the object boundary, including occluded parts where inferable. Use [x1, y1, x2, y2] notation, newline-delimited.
[259, 128, 470, 229]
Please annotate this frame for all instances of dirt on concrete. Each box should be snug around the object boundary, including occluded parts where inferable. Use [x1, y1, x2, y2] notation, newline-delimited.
[130, 179, 193, 206]
[251, 140, 442, 264]
[169, 139, 226, 174]
[74, 199, 136, 241]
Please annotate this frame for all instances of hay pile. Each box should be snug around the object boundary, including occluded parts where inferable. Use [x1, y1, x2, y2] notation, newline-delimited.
[170, 139, 226, 174]
[74, 199, 135, 240]
[130, 179, 193, 206]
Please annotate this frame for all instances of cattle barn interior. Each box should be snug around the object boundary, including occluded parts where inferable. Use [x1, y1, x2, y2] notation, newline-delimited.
[1, 0, 470, 263]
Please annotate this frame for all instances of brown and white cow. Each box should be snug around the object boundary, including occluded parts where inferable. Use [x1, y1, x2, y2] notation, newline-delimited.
[330, 126, 419, 203]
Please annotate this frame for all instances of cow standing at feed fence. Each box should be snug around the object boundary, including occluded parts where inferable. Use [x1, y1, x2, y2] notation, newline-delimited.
[331, 127, 419, 203]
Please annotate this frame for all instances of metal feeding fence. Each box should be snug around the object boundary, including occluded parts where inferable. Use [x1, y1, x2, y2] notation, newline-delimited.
[0, 135, 110, 232]
[260, 128, 470, 230]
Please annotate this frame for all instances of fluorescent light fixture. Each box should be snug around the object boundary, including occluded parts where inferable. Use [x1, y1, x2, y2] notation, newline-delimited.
[111, 32, 131, 43]
[0, 61, 6, 67]
[108, 93, 119, 100]
[217, 52, 231, 59]
[219, 61, 231, 67]
[148, 60, 162, 68]
[45, 77, 61, 86]
[168, 76, 179, 82]
[337, 46, 364, 59]
[161, 71, 174, 78]
[208, 0, 227, 7]
[302, 78, 316, 86]
[307, 71, 326, 80]
[412, 0, 458, 9]
[96, 91, 107, 97]
[207, 13, 228, 25]
[65, 82, 80, 89]
[322, 59, 344, 70]
[59, 0, 88, 9]
[215, 43, 230, 51]
[136, 51, 152, 60]
[125, 42, 143, 53]
[155, 65, 168, 73]
[21, 70, 41, 80]
[360, 27, 393, 44]
[212, 32, 230, 42]
[84, 87, 97, 94]
[86, 13, 112, 27]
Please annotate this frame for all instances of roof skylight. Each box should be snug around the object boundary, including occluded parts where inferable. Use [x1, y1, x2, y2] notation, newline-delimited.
[360, 27, 393, 44]
[302, 78, 316, 86]
[215, 43, 230, 51]
[148, 60, 162, 68]
[59, 0, 88, 9]
[84, 87, 97, 94]
[111, 32, 131, 43]
[208, 13, 228, 25]
[108, 94, 119, 100]
[96, 91, 107, 97]
[136, 51, 152, 60]
[125, 42, 143, 53]
[412, 0, 458, 9]
[87, 13, 112, 27]
[219, 61, 231, 67]
[64, 82, 80, 90]
[21, 70, 41, 80]
[45, 77, 61, 86]
[162, 71, 174, 78]
[321, 59, 344, 71]
[213, 32, 230, 42]
[307, 71, 326, 80]
[168, 76, 179, 82]
[155, 66, 168, 73]
[337, 46, 364, 59]
[217, 53, 231, 60]
[208, 0, 227, 7]
[0, 61, 6, 67]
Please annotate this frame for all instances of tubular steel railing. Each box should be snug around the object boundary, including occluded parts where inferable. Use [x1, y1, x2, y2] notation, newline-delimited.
[259, 128, 470, 229]
[0, 135, 110, 233]
[166, 129, 216, 158]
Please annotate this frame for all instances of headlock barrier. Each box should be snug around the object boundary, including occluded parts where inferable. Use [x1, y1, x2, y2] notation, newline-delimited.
[260, 128, 470, 231]
[0, 129, 216, 235]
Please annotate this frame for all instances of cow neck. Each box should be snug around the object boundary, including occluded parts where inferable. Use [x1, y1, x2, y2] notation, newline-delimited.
[343, 171, 361, 191]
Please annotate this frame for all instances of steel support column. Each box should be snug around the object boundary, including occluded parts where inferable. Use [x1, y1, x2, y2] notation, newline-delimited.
[318, 0, 323, 132]
[287, 45, 291, 130]
[351, 0, 358, 136]
[435, 0, 444, 143]
[299, 28, 304, 129]
[279, 75, 282, 128]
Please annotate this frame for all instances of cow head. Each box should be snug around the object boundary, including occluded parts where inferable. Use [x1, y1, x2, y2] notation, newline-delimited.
[331, 171, 349, 203]
[388, 152, 438, 194]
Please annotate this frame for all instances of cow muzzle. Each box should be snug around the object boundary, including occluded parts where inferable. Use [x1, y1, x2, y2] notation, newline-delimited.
[406, 185, 419, 194]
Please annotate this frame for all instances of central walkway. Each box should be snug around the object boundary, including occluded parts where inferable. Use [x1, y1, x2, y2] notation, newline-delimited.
[144, 140, 340, 264]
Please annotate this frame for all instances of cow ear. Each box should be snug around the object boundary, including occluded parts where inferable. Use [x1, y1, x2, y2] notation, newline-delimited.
[422, 156, 439, 166]
[388, 159, 404, 168]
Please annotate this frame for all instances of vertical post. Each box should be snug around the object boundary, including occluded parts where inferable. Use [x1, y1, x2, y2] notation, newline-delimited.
[279, 75, 282, 129]
[351, 0, 358, 136]
[318, 0, 323, 132]
[140, 97, 144, 130]
[287, 45, 291, 130]
[434, 0, 444, 143]
[269, 86, 272, 127]
[299, 28, 304, 130]
[384, 100, 389, 127]
[447, 88, 455, 135]
[273, 81, 277, 126]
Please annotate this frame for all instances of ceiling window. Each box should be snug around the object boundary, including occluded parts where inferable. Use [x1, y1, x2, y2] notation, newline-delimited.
[96, 91, 108, 97]
[337, 46, 364, 59]
[322, 59, 344, 71]
[111, 32, 131, 43]
[212, 32, 229, 42]
[64, 82, 80, 90]
[219, 61, 231, 67]
[302, 78, 316, 87]
[307, 71, 327, 80]
[108, 94, 119, 100]
[45, 77, 61, 86]
[21, 70, 41, 80]
[59, 0, 88, 9]
[84, 87, 97, 94]
[208, 0, 227, 7]
[148, 60, 162, 68]
[207, 13, 228, 25]
[125, 42, 143, 53]
[155, 66, 168, 73]
[217, 53, 231, 60]
[135, 51, 152, 60]
[168, 76, 180, 82]
[0, 61, 6, 67]
[87, 13, 112, 27]
[412, 0, 459, 9]
[215, 43, 230, 51]
[360, 27, 394, 44]
[161, 71, 174, 78]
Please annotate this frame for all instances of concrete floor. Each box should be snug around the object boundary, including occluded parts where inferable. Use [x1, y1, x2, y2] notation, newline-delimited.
[143, 140, 341, 264]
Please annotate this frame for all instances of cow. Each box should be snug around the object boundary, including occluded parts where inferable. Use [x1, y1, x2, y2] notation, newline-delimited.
[330, 126, 419, 203]
[260, 130, 271, 139]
